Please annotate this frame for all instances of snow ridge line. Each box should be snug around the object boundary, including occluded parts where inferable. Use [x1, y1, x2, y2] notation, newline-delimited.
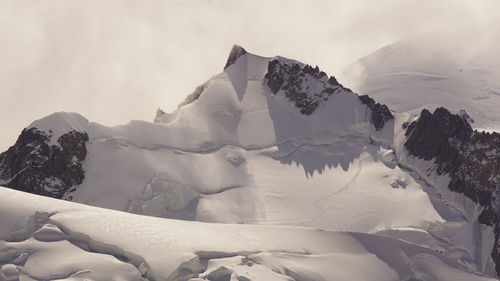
[395, 161, 468, 221]
[40, 212, 337, 281]
[41, 214, 154, 281]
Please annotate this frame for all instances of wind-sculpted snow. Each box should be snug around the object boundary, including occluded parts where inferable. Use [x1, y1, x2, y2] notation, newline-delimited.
[0, 187, 496, 281]
[0, 225, 143, 281]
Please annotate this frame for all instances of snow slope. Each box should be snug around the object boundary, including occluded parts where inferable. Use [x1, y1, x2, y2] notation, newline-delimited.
[0, 187, 495, 281]
[342, 35, 500, 132]
[341, 37, 500, 276]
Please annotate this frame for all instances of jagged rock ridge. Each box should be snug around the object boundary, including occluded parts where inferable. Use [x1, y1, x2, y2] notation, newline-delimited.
[0, 127, 88, 198]
[264, 59, 394, 129]
[404, 107, 500, 275]
[265, 59, 346, 115]
[224, 45, 247, 69]
[358, 95, 394, 130]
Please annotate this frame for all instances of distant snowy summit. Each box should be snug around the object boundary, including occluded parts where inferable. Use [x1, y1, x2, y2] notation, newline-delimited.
[343, 35, 500, 131]
[0, 112, 89, 198]
[156, 45, 394, 130]
[0, 44, 499, 278]
[1, 45, 394, 199]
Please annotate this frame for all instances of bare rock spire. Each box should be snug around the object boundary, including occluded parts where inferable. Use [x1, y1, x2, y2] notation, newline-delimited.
[224, 45, 247, 69]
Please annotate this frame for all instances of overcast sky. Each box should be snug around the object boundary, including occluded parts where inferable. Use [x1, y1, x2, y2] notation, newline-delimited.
[1, 0, 498, 150]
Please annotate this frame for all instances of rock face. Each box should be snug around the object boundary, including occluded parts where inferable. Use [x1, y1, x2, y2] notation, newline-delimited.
[404, 107, 500, 275]
[358, 95, 394, 130]
[264, 59, 393, 129]
[157, 46, 246, 122]
[265, 59, 343, 115]
[404, 107, 473, 161]
[224, 45, 247, 69]
[0, 127, 88, 198]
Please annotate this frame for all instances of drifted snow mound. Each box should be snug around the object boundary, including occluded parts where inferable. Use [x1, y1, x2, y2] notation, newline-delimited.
[0, 187, 496, 281]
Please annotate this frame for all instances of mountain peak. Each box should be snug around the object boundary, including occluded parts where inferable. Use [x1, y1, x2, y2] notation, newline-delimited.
[224, 45, 247, 69]
[28, 112, 89, 144]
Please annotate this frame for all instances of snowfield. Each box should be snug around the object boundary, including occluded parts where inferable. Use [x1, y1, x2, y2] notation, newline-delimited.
[0, 188, 496, 281]
[1, 43, 498, 280]
[342, 34, 500, 132]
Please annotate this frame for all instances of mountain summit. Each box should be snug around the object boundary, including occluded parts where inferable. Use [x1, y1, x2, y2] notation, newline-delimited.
[0, 45, 498, 280]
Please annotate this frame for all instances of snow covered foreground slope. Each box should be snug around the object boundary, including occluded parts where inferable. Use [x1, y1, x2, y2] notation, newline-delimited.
[0, 45, 498, 279]
[0, 187, 495, 281]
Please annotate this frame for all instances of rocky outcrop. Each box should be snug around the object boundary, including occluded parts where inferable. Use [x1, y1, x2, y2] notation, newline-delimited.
[156, 45, 246, 121]
[264, 59, 394, 129]
[404, 107, 500, 276]
[265, 59, 344, 115]
[224, 45, 247, 70]
[358, 95, 394, 130]
[0, 127, 88, 198]
[404, 107, 473, 161]
[177, 81, 209, 109]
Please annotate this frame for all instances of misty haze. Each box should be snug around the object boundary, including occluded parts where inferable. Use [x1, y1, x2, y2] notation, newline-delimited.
[0, 1, 499, 281]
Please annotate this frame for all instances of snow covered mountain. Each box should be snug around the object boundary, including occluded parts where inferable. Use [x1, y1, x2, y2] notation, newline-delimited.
[342, 35, 500, 132]
[0, 45, 498, 280]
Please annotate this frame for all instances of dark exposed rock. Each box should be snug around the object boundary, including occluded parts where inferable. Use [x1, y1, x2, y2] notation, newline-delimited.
[265, 59, 329, 115]
[164, 45, 247, 115]
[264, 59, 393, 130]
[0, 127, 88, 198]
[404, 107, 500, 276]
[224, 45, 247, 70]
[266, 60, 285, 94]
[405, 107, 473, 161]
[358, 95, 394, 130]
